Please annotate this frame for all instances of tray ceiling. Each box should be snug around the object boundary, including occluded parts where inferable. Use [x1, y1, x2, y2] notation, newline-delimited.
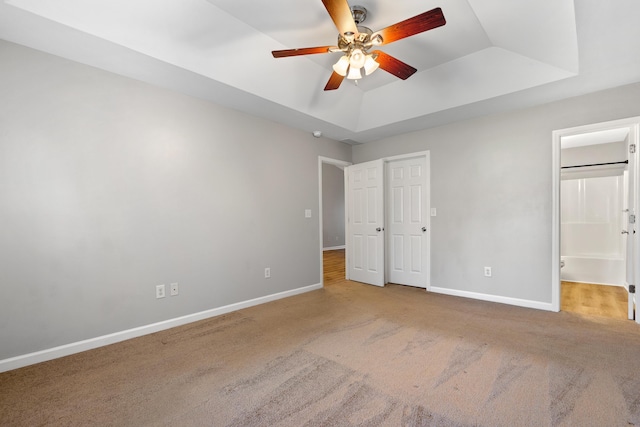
[1, 0, 640, 143]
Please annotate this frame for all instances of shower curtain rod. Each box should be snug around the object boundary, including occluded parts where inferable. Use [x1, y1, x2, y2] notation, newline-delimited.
[561, 160, 628, 169]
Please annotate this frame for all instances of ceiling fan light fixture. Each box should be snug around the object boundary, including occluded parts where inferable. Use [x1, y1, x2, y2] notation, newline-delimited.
[343, 31, 355, 43]
[349, 48, 366, 69]
[363, 55, 379, 75]
[332, 55, 350, 76]
[347, 66, 362, 80]
[370, 34, 383, 46]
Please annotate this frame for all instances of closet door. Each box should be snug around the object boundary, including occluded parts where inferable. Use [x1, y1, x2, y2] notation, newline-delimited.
[346, 160, 384, 286]
[387, 156, 429, 288]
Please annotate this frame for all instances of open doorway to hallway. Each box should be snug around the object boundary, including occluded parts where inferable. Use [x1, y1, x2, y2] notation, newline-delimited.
[318, 157, 350, 287]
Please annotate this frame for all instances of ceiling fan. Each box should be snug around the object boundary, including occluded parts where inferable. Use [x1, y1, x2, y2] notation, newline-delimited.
[271, 0, 446, 91]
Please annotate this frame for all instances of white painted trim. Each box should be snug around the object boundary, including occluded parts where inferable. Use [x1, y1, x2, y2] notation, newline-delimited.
[554, 117, 640, 140]
[0, 283, 322, 373]
[430, 286, 554, 312]
[382, 150, 431, 163]
[323, 245, 345, 251]
[551, 129, 561, 312]
[552, 116, 640, 315]
[344, 167, 350, 281]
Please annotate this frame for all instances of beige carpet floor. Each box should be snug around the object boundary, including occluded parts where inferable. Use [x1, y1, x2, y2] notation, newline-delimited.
[2, 264, 640, 426]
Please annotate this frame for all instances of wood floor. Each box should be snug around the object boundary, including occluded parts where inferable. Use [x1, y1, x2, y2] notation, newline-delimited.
[561, 281, 629, 320]
[323, 248, 345, 286]
[323, 249, 629, 320]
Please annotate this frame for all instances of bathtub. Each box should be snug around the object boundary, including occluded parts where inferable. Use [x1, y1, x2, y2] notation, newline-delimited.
[560, 255, 625, 286]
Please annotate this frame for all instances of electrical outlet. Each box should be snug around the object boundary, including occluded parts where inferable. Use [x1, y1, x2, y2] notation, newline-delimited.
[484, 267, 492, 277]
[156, 284, 166, 299]
[265, 267, 271, 279]
[170, 282, 179, 296]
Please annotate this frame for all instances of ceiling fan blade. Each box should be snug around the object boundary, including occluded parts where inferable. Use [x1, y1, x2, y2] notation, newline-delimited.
[372, 7, 445, 46]
[272, 46, 337, 58]
[324, 71, 345, 91]
[322, 0, 358, 37]
[372, 50, 417, 80]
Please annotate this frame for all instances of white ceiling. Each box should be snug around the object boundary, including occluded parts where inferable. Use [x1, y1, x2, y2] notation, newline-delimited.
[2, 0, 640, 144]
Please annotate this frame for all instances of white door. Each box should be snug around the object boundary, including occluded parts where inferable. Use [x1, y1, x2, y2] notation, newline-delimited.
[346, 160, 385, 286]
[387, 156, 429, 288]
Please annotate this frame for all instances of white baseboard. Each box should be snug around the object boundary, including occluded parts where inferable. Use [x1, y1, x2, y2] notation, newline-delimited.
[323, 245, 345, 251]
[429, 286, 554, 312]
[0, 283, 322, 373]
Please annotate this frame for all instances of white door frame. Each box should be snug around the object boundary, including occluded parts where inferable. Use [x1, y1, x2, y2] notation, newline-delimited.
[318, 156, 351, 287]
[552, 117, 640, 315]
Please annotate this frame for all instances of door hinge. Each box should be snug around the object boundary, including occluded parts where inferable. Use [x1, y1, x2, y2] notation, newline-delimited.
[630, 285, 636, 294]
[630, 144, 636, 154]
[631, 214, 636, 224]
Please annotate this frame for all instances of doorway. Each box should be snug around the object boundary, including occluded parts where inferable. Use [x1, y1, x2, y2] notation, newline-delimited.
[318, 157, 350, 287]
[552, 118, 640, 322]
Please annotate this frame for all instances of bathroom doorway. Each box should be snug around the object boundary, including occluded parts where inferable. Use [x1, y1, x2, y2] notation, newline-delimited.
[552, 118, 640, 322]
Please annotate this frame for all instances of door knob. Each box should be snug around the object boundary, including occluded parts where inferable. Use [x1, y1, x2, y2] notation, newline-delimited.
[376, 227, 383, 232]
[622, 230, 629, 234]
[422, 227, 427, 232]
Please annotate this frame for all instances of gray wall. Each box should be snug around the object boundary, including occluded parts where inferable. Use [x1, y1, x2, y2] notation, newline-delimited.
[562, 141, 627, 167]
[322, 164, 345, 249]
[353, 83, 640, 305]
[0, 40, 351, 360]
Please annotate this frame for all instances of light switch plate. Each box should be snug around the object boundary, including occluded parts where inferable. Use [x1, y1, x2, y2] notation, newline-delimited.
[305, 209, 312, 218]
[431, 208, 437, 217]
